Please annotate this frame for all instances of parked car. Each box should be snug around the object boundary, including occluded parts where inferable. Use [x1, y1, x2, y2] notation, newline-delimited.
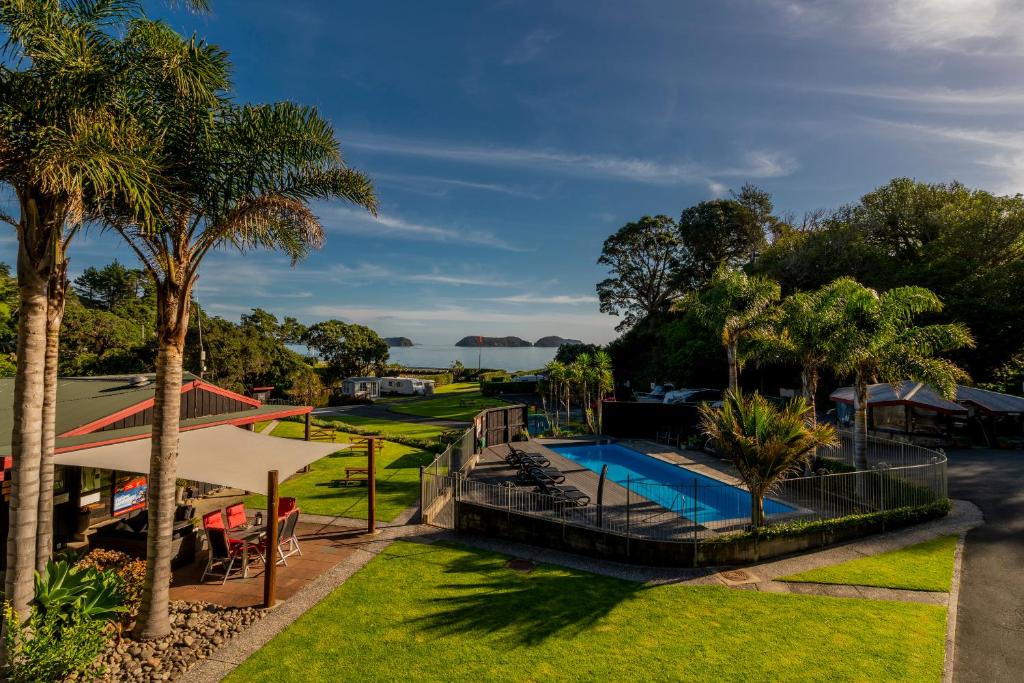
[663, 388, 722, 405]
[635, 383, 676, 403]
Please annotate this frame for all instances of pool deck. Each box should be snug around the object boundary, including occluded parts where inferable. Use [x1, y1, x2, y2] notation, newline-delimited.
[469, 439, 756, 539]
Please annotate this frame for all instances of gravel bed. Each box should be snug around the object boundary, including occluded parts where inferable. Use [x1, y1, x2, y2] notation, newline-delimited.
[77, 601, 263, 682]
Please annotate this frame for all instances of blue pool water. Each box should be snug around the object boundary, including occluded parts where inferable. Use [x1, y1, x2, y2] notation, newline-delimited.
[551, 443, 795, 523]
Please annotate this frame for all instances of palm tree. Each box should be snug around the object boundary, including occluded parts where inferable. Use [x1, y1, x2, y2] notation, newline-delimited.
[543, 360, 566, 428]
[0, 0, 212, 617]
[591, 350, 614, 433]
[107, 57, 376, 638]
[701, 390, 836, 528]
[822, 278, 974, 471]
[775, 285, 848, 427]
[566, 357, 587, 427]
[690, 266, 781, 391]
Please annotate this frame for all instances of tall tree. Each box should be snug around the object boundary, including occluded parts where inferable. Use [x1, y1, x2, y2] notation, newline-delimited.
[596, 215, 681, 331]
[108, 46, 377, 638]
[822, 278, 974, 471]
[775, 284, 848, 425]
[689, 267, 781, 391]
[701, 390, 836, 528]
[732, 183, 788, 241]
[0, 0, 179, 618]
[677, 199, 765, 288]
[303, 320, 389, 383]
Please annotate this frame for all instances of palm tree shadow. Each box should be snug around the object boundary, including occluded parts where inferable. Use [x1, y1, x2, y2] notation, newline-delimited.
[409, 552, 645, 646]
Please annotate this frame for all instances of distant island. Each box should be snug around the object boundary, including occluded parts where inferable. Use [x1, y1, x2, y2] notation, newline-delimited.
[384, 337, 414, 347]
[534, 336, 583, 347]
[455, 336, 533, 348]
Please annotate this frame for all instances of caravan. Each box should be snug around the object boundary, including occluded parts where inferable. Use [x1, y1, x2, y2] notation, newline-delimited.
[380, 376, 435, 396]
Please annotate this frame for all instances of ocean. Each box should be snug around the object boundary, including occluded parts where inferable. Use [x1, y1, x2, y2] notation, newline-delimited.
[387, 345, 558, 372]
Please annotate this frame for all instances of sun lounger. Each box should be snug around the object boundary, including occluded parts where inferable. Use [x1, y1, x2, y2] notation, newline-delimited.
[534, 480, 591, 506]
[504, 444, 550, 467]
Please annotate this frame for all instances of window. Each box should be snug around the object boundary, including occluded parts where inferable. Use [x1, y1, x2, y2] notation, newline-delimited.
[872, 405, 907, 432]
[911, 407, 946, 435]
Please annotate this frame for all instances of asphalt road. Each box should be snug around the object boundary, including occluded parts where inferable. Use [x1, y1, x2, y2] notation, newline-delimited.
[948, 448, 1024, 682]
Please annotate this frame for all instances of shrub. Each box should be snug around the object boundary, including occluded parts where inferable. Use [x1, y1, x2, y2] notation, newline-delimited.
[4, 603, 109, 683]
[706, 499, 951, 544]
[75, 549, 146, 619]
[34, 559, 126, 623]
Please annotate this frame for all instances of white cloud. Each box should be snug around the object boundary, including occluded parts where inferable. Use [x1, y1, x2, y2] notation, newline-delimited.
[767, 0, 1024, 56]
[345, 134, 797, 186]
[798, 84, 1024, 110]
[372, 172, 542, 199]
[406, 273, 515, 287]
[486, 293, 598, 305]
[865, 118, 1024, 194]
[320, 205, 529, 252]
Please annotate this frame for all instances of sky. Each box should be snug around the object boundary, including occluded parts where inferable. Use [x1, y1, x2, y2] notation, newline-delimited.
[5, 0, 1024, 345]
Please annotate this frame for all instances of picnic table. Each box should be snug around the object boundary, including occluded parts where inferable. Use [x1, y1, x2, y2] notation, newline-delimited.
[227, 526, 266, 576]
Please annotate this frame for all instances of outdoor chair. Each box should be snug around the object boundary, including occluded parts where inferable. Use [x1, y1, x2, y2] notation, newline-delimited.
[278, 497, 298, 519]
[505, 444, 550, 468]
[515, 464, 565, 485]
[534, 480, 591, 506]
[225, 503, 247, 530]
[277, 510, 302, 565]
[202, 509, 226, 531]
[200, 526, 262, 584]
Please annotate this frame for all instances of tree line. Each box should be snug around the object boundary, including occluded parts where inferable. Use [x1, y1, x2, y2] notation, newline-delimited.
[600, 179, 1024, 396]
[0, 1, 377, 646]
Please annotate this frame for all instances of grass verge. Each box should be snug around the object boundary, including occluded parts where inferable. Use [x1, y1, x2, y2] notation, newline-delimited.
[390, 389, 506, 422]
[779, 534, 958, 592]
[227, 541, 946, 683]
[243, 421, 433, 522]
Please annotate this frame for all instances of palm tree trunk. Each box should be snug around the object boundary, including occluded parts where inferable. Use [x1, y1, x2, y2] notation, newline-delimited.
[750, 491, 765, 529]
[36, 263, 68, 573]
[134, 283, 190, 640]
[853, 374, 869, 472]
[5, 199, 57, 621]
[801, 364, 818, 427]
[727, 342, 739, 392]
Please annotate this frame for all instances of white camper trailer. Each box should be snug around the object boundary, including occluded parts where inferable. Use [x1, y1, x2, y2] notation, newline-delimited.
[379, 377, 435, 396]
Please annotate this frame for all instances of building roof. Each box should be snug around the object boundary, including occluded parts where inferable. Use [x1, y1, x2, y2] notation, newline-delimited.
[830, 381, 967, 414]
[0, 373, 311, 462]
[831, 381, 1024, 415]
[954, 385, 1024, 414]
[343, 376, 380, 382]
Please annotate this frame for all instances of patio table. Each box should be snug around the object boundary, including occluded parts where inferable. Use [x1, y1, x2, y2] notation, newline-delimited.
[227, 527, 266, 576]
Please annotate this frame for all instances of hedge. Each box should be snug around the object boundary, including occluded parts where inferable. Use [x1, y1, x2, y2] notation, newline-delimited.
[707, 499, 951, 545]
[480, 380, 538, 396]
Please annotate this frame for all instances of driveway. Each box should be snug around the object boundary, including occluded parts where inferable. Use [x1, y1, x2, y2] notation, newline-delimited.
[947, 448, 1024, 682]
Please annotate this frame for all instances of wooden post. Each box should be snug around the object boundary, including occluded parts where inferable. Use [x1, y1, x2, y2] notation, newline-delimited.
[304, 412, 311, 441]
[367, 438, 377, 535]
[263, 469, 279, 608]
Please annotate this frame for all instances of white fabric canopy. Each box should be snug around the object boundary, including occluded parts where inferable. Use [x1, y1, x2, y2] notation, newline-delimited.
[55, 425, 349, 494]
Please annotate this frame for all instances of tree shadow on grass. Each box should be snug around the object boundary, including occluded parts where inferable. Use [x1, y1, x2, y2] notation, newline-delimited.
[409, 551, 646, 646]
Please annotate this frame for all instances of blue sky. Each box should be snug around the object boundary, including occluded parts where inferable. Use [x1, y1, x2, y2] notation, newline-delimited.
[5, 0, 1024, 344]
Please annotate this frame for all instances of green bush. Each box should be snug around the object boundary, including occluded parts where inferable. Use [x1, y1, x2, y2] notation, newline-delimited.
[4, 603, 109, 683]
[707, 499, 951, 544]
[34, 559, 126, 623]
[480, 380, 538, 396]
[478, 371, 509, 383]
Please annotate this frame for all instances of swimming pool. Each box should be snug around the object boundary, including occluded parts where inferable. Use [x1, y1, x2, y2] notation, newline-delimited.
[550, 442, 795, 523]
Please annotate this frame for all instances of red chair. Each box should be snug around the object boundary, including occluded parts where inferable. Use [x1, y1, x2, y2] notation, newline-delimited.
[225, 503, 247, 530]
[202, 510, 261, 578]
[277, 497, 298, 519]
[202, 509, 225, 530]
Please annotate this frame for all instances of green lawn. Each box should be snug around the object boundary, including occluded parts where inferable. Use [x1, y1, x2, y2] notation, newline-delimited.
[780, 535, 958, 592]
[227, 541, 946, 683]
[433, 381, 481, 395]
[243, 421, 434, 522]
[314, 414, 449, 441]
[391, 389, 506, 422]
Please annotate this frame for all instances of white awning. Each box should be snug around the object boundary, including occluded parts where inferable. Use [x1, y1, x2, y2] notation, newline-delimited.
[54, 425, 349, 494]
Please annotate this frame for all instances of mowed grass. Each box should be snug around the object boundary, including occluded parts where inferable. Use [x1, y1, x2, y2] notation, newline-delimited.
[780, 535, 958, 592]
[243, 421, 434, 522]
[227, 541, 947, 683]
[391, 387, 506, 422]
[314, 414, 449, 441]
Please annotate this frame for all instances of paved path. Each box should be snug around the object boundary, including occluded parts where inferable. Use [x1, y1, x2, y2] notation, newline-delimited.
[947, 448, 1024, 682]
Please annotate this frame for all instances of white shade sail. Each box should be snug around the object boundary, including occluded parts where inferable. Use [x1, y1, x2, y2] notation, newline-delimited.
[54, 424, 349, 494]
